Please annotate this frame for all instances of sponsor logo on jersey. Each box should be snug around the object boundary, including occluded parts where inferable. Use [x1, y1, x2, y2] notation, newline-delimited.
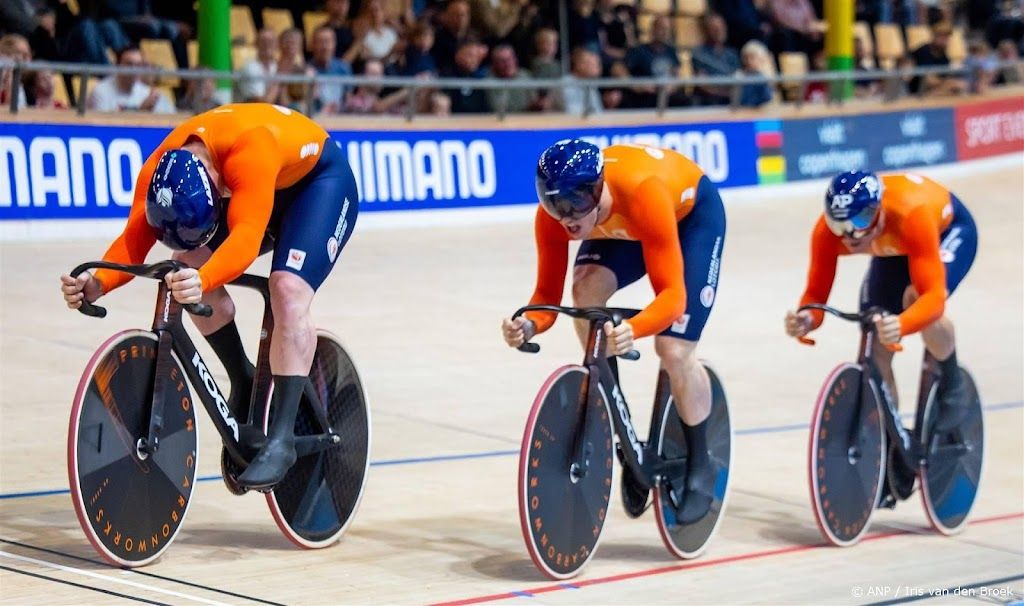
[286, 248, 306, 270]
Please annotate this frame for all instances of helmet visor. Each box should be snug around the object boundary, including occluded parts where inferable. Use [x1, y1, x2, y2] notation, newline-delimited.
[825, 203, 880, 238]
[538, 182, 599, 220]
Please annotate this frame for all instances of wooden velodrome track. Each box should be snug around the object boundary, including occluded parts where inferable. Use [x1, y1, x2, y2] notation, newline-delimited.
[0, 143, 1021, 603]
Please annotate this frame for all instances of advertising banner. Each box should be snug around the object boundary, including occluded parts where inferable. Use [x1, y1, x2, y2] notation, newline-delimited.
[1, 118, 759, 220]
[954, 96, 1024, 160]
[781, 108, 957, 181]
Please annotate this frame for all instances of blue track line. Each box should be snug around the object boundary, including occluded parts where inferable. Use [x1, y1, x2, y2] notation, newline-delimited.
[3, 400, 1019, 502]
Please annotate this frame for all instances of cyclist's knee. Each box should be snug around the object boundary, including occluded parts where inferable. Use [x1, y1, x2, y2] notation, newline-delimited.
[655, 337, 698, 372]
[902, 286, 919, 308]
[269, 272, 314, 325]
[571, 265, 615, 306]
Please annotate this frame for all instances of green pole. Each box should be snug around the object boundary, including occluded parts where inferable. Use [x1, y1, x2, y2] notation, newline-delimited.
[825, 0, 854, 100]
[198, 0, 231, 97]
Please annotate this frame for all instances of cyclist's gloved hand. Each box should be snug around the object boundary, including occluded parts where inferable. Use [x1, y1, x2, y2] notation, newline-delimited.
[166, 267, 204, 305]
[60, 272, 103, 310]
[502, 316, 536, 348]
[784, 309, 813, 338]
[604, 320, 634, 356]
[872, 313, 902, 346]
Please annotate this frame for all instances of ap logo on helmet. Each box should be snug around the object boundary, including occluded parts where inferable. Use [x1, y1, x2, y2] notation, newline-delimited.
[830, 194, 854, 216]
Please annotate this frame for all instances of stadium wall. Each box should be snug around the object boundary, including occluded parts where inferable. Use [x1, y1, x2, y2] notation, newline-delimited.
[1, 92, 1021, 228]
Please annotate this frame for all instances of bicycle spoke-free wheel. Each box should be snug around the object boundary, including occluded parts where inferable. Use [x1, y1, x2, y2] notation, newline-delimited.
[808, 364, 886, 547]
[68, 331, 198, 567]
[518, 365, 614, 579]
[920, 368, 983, 535]
[265, 331, 371, 548]
[654, 364, 732, 559]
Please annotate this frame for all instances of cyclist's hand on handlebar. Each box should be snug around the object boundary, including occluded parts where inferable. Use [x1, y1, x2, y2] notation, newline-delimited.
[166, 268, 204, 305]
[604, 320, 634, 356]
[60, 272, 103, 310]
[785, 309, 813, 338]
[502, 316, 536, 348]
[872, 313, 902, 346]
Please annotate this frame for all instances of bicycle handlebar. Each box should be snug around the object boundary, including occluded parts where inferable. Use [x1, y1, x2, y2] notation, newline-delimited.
[70, 260, 214, 319]
[797, 303, 903, 352]
[511, 305, 641, 361]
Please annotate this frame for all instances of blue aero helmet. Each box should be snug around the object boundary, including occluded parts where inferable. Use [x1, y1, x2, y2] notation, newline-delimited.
[145, 149, 220, 250]
[535, 139, 604, 220]
[824, 170, 884, 238]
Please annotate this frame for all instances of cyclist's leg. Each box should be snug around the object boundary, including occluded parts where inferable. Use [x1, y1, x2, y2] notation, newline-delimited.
[859, 255, 908, 408]
[656, 176, 726, 523]
[240, 139, 359, 488]
[572, 239, 645, 384]
[917, 195, 978, 431]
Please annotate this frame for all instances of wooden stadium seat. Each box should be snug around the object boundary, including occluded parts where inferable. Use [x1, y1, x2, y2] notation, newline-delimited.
[262, 8, 295, 35]
[52, 73, 71, 107]
[677, 49, 694, 93]
[873, 23, 905, 70]
[905, 24, 931, 52]
[676, 0, 707, 17]
[231, 45, 257, 70]
[303, 11, 329, 47]
[947, 27, 966, 66]
[778, 52, 808, 100]
[140, 38, 179, 85]
[230, 5, 258, 46]
[637, 13, 655, 42]
[641, 0, 673, 14]
[187, 40, 199, 68]
[673, 16, 704, 48]
[66, 0, 80, 15]
[854, 21, 875, 68]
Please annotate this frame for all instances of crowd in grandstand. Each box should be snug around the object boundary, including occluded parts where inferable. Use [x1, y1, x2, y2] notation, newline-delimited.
[2, 0, 1023, 115]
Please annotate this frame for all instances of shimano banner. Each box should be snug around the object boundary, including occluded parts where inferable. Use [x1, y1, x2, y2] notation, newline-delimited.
[782, 108, 956, 180]
[0, 119, 757, 220]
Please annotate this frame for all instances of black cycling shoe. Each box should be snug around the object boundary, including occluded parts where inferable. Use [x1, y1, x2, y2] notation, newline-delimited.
[675, 456, 714, 525]
[616, 444, 649, 518]
[932, 371, 969, 434]
[887, 445, 917, 502]
[237, 436, 296, 491]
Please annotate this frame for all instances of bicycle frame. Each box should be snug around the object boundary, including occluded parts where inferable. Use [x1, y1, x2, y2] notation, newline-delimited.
[514, 305, 683, 491]
[71, 261, 338, 468]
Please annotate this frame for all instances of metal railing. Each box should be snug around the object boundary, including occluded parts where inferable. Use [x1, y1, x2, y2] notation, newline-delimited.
[2, 57, 1021, 120]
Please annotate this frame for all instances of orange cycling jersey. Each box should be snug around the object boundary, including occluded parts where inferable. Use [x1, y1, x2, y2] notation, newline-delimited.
[94, 103, 331, 294]
[800, 173, 955, 336]
[527, 144, 706, 338]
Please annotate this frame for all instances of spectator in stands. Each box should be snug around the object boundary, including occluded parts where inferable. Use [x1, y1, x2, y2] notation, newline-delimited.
[595, 0, 636, 62]
[278, 27, 305, 68]
[352, 0, 401, 65]
[555, 47, 604, 116]
[486, 43, 540, 113]
[342, 58, 409, 113]
[310, 25, 353, 114]
[426, 90, 450, 115]
[275, 60, 316, 112]
[964, 38, 997, 93]
[237, 28, 279, 103]
[0, 34, 31, 108]
[94, 0, 189, 69]
[995, 39, 1023, 85]
[441, 38, 488, 113]
[716, 0, 772, 50]
[65, 1, 131, 65]
[401, 22, 438, 76]
[27, 69, 67, 109]
[909, 21, 966, 95]
[504, 1, 546, 63]
[738, 39, 774, 107]
[568, 0, 601, 55]
[324, 0, 359, 64]
[853, 36, 881, 98]
[767, 0, 822, 57]
[605, 59, 639, 108]
[0, 0, 43, 37]
[179, 77, 218, 114]
[87, 46, 175, 113]
[530, 27, 561, 78]
[624, 15, 680, 108]
[692, 13, 741, 106]
[432, 0, 474, 75]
